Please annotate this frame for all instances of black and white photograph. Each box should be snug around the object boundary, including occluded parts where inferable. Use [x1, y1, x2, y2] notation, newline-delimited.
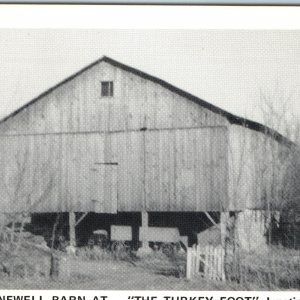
[0, 25, 300, 290]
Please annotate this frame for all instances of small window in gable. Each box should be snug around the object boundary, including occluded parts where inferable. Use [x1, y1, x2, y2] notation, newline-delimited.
[101, 81, 114, 97]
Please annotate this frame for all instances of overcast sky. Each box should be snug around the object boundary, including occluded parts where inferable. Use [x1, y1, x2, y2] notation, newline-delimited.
[1, 29, 300, 134]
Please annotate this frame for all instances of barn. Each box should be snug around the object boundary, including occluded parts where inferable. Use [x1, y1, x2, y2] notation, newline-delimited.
[0, 56, 297, 251]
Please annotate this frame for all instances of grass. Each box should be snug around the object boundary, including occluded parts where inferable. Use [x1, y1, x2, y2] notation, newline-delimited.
[228, 245, 300, 290]
[76, 245, 135, 262]
[76, 247, 114, 261]
[0, 259, 237, 290]
[134, 249, 186, 278]
[1, 241, 299, 290]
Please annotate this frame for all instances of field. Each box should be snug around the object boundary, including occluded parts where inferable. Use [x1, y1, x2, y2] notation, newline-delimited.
[0, 259, 238, 290]
[0, 233, 299, 290]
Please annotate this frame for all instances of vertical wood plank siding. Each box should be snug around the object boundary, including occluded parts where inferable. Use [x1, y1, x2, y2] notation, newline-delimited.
[3, 60, 287, 213]
[145, 127, 228, 212]
[227, 125, 290, 211]
[0, 127, 228, 213]
[0, 62, 228, 135]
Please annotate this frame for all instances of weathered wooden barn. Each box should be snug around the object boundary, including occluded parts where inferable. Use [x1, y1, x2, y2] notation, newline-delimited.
[0, 56, 296, 249]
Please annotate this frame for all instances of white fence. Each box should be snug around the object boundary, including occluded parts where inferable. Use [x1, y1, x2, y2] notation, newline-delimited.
[186, 244, 225, 281]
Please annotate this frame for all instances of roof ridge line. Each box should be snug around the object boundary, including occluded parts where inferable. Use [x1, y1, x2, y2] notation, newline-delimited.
[0, 55, 106, 125]
[102, 56, 294, 147]
[0, 55, 295, 147]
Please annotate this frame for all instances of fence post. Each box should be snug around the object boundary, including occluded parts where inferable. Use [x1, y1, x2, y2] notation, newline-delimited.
[192, 244, 196, 276]
[196, 244, 200, 274]
[221, 247, 226, 281]
[216, 246, 222, 281]
[204, 245, 208, 279]
[186, 247, 192, 280]
[213, 246, 219, 280]
[208, 245, 212, 279]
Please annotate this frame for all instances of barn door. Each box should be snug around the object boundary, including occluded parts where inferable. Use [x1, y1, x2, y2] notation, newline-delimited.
[89, 162, 118, 213]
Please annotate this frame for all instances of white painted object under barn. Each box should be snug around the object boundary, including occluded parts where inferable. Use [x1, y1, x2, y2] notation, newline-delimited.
[110, 225, 132, 241]
[139, 226, 182, 243]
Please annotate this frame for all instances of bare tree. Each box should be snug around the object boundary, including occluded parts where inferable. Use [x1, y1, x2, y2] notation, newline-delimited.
[223, 86, 300, 287]
[0, 145, 59, 278]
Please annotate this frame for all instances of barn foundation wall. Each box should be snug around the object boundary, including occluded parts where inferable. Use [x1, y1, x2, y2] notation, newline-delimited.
[231, 209, 275, 253]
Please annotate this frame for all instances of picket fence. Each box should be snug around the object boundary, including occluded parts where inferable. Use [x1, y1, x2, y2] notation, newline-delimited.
[186, 244, 225, 281]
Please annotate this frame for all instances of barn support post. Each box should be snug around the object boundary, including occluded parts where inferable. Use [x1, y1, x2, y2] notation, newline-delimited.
[220, 212, 230, 248]
[141, 211, 149, 248]
[69, 212, 76, 247]
[220, 212, 230, 280]
[142, 211, 148, 228]
[137, 211, 152, 256]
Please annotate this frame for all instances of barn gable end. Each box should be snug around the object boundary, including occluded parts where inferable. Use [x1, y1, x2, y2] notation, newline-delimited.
[0, 58, 229, 136]
[0, 56, 294, 214]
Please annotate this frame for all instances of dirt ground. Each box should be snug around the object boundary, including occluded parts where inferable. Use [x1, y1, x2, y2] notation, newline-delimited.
[0, 259, 239, 290]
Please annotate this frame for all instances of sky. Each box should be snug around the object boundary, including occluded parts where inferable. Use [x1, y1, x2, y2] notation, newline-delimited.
[1, 29, 300, 135]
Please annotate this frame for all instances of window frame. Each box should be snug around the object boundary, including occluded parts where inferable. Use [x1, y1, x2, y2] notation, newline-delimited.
[101, 81, 114, 97]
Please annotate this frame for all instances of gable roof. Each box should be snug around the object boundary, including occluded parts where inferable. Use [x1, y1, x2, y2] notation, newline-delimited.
[0, 55, 294, 147]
